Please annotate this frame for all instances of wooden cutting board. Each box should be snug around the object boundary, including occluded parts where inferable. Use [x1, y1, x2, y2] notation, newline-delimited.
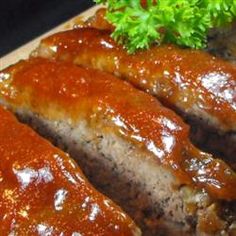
[0, 5, 101, 70]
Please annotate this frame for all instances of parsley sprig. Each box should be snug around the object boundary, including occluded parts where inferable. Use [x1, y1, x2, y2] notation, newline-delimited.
[94, 0, 236, 53]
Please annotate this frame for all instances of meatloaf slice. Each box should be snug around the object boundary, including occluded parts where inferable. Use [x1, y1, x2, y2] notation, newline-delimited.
[0, 58, 236, 235]
[0, 105, 140, 235]
[35, 27, 236, 166]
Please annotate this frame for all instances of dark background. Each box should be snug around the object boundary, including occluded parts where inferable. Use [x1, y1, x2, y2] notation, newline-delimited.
[0, 0, 95, 56]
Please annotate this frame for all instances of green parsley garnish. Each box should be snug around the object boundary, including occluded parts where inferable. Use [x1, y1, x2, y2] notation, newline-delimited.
[94, 0, 236, 53]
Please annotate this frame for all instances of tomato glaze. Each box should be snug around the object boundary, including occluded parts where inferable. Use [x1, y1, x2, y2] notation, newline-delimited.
[39, 28, 236, 131]
[0, 106, 137, 235]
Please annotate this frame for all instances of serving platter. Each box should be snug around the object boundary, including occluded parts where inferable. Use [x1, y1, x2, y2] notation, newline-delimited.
[0, 5, 101, 70]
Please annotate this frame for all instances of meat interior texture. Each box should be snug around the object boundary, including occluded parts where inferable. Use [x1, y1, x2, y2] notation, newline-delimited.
[35, 24, 236, 168]
[0, 106, 140, 235]
[0, 58, 236, 235]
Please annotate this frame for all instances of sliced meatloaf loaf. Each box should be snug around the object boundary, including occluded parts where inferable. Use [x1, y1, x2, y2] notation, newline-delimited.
[0, 58, 236, 235]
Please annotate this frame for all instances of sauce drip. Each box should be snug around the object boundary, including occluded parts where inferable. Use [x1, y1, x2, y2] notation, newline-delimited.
[1, 58, 236, 200]
[0, 106, 137, 235]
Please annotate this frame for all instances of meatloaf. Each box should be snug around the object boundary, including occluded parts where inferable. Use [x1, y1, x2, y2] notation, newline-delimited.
[0, 105, 140, 235]
[0, 57, 235, 235]
[35, 27, 236, 165]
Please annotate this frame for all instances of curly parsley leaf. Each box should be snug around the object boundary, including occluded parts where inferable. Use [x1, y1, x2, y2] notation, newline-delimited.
[94, 0, 236, 53]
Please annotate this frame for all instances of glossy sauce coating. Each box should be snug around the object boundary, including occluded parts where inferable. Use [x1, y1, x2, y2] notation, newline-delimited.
[39, 27, 236, 132]
[0, 106, 138, 235]
[1, 58, 236, 201]
[85, 8, 114, 31]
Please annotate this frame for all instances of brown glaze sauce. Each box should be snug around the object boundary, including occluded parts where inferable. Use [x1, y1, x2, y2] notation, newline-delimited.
[0, 106, 137, 235]
[1, 58, 236, 201]
[39, 27, 236, 132]
[85, 8, 114, 31]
